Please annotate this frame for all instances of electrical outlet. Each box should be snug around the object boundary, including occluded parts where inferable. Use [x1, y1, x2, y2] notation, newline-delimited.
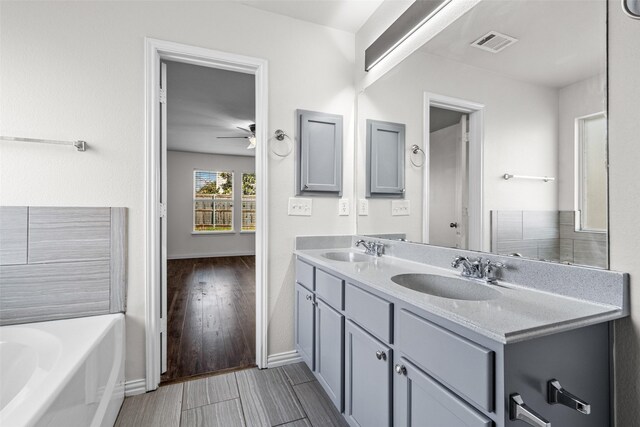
[288, 197, 312, 216]
[358, 199, 369, 216]
[392, 200, 410, 216]
[338, 198, 350, 216]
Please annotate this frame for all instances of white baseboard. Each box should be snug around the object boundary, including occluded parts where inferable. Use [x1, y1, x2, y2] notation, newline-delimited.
[267, 350, 302, 368]
[124, 378, 147, 397]
[168, 251, 255, 260]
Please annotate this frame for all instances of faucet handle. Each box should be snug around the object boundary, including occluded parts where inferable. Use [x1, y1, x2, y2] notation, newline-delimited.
[451, 255, 467, 268]
[483, 260, 507, 282]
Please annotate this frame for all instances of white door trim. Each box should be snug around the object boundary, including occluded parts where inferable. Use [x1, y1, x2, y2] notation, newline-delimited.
[144, 38, 269, 391]
[423, 92, 484, 250]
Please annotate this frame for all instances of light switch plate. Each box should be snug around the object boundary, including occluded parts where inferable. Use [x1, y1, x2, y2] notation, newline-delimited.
[392, 200, 410, 216]
[338, 198, 350, 216]
[358, 199, 369, 216]
[288, 197, 312, 216]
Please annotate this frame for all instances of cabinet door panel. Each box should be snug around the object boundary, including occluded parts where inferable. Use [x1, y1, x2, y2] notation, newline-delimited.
[394, 357, 493, 427]
[315, 299, 344, 411]
[345, 320, 391, 427]
[366, 120, 405, 197]
[295, 283, 315, 370]
[297, 110, 343, 194]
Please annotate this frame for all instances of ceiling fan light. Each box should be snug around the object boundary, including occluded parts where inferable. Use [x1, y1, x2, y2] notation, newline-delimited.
[247, 136, 257, 149]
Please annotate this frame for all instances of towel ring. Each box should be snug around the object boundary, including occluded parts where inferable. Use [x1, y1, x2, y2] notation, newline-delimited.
[409, 144, 426, 167]
[270, 129, 293, 157]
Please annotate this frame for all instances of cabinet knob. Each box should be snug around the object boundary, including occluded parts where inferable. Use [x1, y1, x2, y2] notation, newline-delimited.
[375, 350, 387, 361]
[395, 364, 407, 375]
[305, 294, 313, 301]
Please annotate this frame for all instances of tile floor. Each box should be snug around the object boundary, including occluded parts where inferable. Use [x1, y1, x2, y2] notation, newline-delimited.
[115, 363, 349, 427]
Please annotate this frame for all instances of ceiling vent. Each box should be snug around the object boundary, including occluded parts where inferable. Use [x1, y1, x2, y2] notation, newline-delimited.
[470, 31, 518, 53]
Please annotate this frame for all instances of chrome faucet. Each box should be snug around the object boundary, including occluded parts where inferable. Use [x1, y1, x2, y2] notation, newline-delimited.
[451, 256, 506, 283]
[355, 239, 385, 257]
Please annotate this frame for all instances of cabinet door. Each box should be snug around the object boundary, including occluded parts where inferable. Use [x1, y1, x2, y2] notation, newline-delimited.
[394, 357, 493, 427]
[295, 283, 315, 370]
[345, 320, 392, 427]
[315, 299, 344, 411]
[297, 109, 343, 195]
[366, 119, 405, 197]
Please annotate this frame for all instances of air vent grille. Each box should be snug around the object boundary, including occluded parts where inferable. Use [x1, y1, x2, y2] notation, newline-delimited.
[471, 31, 518, 53]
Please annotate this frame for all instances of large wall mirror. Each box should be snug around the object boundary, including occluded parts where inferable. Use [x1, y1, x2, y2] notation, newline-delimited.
[356, 0, 608, 269]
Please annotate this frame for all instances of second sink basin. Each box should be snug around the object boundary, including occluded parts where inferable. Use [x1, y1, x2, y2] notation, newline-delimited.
[391, 273, 501, 301]
[322, 251, 373, 263]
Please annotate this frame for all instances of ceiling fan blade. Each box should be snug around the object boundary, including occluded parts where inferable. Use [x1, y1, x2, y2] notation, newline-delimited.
[217, 136, 249, 139]
[236, 126, 252, 134]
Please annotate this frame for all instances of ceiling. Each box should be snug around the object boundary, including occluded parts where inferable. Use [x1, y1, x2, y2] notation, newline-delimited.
[419, 0, 606, 88]
[238, 0, 384, 33]
[166, 60, 256, 157]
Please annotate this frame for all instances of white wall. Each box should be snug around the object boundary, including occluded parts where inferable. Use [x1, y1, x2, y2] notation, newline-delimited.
[609, 1, 640, 425]
[558, 74, 606, 210]
[0, 1, 356, 384]
[167, 151, 255, 259]
[356, 51, 559, 249]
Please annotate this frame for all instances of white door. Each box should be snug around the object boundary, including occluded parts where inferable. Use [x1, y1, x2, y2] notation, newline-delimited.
[429, 122, 460, 247]
[454, 114, 468, 249]
[160, 62, 168, 374]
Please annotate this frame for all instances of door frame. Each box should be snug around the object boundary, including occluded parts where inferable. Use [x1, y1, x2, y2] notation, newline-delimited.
[423, 92, 484, 250]
[144, 38, 269, 391]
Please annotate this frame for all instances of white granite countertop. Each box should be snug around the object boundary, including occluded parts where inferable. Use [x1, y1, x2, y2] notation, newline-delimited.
[295, 248, 625, 344]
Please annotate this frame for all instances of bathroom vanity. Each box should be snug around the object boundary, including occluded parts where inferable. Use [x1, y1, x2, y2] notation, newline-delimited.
[293, 237, 628, 427]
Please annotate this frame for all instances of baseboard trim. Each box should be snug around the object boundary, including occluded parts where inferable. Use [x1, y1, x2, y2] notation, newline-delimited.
[125, 378, 147, 396]
[168, 251, 256, 260]
[267, 350, 302, 368]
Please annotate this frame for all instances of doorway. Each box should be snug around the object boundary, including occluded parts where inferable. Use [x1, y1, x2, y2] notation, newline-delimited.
[161, 60, 258, 383]
[428, 107, 469, 249]
[423, 93, 484, 250]
[144, 39, 268, 391]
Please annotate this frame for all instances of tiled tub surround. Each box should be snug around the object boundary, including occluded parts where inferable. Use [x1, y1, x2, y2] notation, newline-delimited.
[295, 235, 628, 344]
[490, 210, 608, 268]
[0, 206, 127, 325]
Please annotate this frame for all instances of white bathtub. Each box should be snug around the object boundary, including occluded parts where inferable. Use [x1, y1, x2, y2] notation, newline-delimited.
[0, 314, 125, 427]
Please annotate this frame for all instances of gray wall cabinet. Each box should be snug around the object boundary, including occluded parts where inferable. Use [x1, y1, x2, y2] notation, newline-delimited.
[296, 109, 343, 196]
[366, 120, 406, 198]
[295, 282, 315, 370]
[294, 257, 612, 427]
[345, 320, 392, 427]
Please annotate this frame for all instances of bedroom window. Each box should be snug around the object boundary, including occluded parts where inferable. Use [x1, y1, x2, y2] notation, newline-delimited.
[241, 173, 256, 232]
[193, 170, 233, 232]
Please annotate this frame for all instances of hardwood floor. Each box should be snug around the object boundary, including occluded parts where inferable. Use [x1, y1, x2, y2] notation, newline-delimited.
[162, 256, 256, 383]
[116, 364, 348, 427]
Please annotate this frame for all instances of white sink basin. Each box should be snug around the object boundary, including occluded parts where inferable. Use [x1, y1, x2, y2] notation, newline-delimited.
[322, 251, 373, 263]
[391, 273, 501, 301]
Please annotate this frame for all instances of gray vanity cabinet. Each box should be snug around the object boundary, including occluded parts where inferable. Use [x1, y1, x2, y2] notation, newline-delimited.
[394, 357, 493, 427]
[296, 109, 343, 195]
[315, 298, 344, 411]
[295, 282, 315, 370]
[366, 119, 405, 198]
[345, 320, 392, 427]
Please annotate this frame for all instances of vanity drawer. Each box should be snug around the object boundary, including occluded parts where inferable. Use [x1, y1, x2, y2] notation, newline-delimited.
[296, 258, 315, 291]
[345, 282, 393, 343]
[397, 309, 494, 411]
[315, 269, 344, 310]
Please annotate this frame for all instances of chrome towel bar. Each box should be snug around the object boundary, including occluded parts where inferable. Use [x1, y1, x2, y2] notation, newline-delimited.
[1, 136, 87, 152]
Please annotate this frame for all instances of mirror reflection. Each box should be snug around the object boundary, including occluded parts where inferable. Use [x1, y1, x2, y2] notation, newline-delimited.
[356, 0, 608, 268]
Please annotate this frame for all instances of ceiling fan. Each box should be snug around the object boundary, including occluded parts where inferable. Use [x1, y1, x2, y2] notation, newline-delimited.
[217, 124, 256, 149]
